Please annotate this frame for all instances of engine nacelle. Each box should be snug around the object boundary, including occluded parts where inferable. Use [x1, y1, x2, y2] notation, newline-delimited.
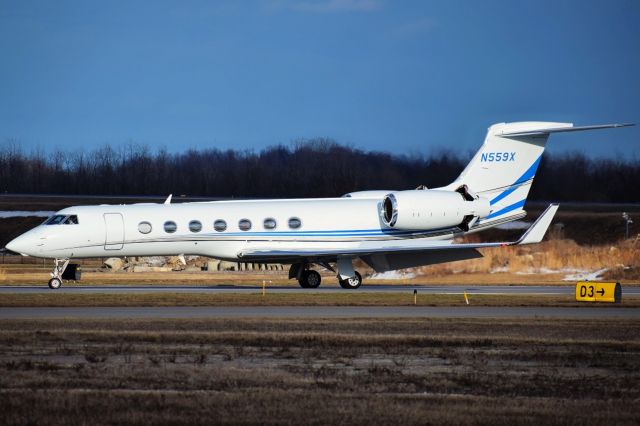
[381, 189, 491, 231]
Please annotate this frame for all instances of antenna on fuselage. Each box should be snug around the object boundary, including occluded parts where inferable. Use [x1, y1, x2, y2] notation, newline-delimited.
[164, 194, 172, 205]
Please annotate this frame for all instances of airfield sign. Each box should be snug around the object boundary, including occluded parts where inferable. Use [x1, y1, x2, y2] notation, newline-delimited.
[575, 282, 621, 303]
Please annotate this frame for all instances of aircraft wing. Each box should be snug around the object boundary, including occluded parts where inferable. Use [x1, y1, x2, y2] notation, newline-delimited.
[237, 204, 559, 260]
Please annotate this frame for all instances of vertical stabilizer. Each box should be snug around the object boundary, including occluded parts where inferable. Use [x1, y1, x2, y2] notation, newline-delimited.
[442, 122, 571, 223]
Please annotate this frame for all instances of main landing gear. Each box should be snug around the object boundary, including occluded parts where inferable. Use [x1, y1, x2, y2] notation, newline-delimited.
[289, 262, 363, 290]
[47, 259, 81, 289]
[299, 270, 322, 289]
[289, 264, 322, 288]
[338, 271, 362, 289]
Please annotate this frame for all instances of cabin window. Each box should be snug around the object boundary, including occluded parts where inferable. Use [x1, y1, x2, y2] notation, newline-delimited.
[263, 218, 277, 230]
[44, 214, 79, 225]
[238, 219, 252, 231]
[164, 221, 177, 233]
[63, 215, 79, 225]
[288, 217, 302, 229]
[45, 215, 65, 225]
[138, 221, 152, 234]
[189, 220, 202, 233]
[44, 215, 69, 225]
[214, 220, 227, 232]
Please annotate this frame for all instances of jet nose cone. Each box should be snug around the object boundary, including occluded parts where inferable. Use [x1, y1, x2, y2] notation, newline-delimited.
[5, 235, 31, 256]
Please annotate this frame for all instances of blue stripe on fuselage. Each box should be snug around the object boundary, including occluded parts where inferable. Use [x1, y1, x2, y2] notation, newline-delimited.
[195, 228, 440, 238]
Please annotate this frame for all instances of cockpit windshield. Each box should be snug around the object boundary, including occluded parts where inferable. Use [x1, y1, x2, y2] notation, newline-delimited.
[44, 215, 79, 225]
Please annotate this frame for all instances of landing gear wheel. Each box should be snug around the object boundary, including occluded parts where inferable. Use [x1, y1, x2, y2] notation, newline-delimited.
[339, 271, 362, 289]
[48, 277, 62, 290]
[298, 270, 321, 289]
[48, 258, 70, 290]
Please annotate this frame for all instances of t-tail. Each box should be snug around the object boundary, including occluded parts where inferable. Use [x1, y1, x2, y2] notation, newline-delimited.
[441, 121, 634, 228]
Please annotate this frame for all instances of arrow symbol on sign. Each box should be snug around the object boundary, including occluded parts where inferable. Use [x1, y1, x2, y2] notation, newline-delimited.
[597, 288, 605, 296]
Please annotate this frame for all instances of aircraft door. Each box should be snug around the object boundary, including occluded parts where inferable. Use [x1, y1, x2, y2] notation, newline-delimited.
[104, 213, 125, 250]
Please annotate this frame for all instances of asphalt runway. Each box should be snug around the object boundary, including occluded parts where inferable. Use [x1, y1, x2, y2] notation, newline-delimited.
[1, 306, 638, 319]
[2, 284, 639, 295]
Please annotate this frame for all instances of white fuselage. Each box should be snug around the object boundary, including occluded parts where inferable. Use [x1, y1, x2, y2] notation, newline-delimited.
[4, 120, 629, 289]
[8, 195, 470, 261]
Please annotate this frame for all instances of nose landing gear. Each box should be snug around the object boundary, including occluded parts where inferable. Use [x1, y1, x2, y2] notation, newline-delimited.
[48, 277, 62, 289]
[48, 258, 70, 289]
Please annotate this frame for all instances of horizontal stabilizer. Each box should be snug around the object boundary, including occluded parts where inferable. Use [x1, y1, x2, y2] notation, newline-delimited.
[498, 123, 634, 137]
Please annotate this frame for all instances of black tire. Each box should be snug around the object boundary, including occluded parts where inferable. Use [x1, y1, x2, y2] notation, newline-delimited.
[48, 277, 62, 290]
[298, 277, 310, 288]
[299, 270, 321, 289]
[339, 271, 362, 289]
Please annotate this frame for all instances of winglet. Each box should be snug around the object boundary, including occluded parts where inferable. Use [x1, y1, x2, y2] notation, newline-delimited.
[516, 204, 559, 245]
[164, 194, 172, 205]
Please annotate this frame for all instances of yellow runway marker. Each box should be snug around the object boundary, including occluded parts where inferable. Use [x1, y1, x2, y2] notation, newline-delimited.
[261, 280, 272, 297]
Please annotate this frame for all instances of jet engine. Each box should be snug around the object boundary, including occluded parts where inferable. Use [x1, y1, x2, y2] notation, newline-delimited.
[381, 187, 491, 231]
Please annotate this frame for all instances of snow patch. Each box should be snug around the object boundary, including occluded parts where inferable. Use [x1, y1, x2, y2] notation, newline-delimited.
[563, 268, 608, 281]
[369, 270, 416, 280]
[515, 267, 608, 280]
[515, 267, 557, 275]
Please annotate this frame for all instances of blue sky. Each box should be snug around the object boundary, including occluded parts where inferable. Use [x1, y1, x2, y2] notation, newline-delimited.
[1, 0, 639, 158]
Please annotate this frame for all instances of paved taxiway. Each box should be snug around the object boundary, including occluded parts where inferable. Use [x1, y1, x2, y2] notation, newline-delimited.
[2, 284, 639, 295]
[2, 284, 638, 319]
[1, 306, 638, 319]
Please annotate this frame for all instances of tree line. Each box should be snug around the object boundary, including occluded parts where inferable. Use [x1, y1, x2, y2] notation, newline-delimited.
[0, 139, 638, 202]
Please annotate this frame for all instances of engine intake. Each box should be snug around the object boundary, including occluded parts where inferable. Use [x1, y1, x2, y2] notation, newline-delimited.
[383, 194, 398, 226]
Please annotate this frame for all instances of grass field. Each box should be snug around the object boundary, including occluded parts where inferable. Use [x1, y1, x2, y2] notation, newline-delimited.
[1, 317, 639, 425]
[0, 292, 639, 308]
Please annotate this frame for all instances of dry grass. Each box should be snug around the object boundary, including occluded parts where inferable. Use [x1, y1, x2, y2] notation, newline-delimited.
[2, 292, 639, 308]
[421, 238, 640, 280]
[0, 318, 639, 425]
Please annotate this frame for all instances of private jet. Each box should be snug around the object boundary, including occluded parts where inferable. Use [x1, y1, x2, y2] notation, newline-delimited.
[5, 121, 633, 289]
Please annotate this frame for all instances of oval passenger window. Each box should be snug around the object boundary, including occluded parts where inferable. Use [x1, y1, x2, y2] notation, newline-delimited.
[214, 220, 227, 232]
[189, 220, 202, 233]
[238, 219, 252, 231]
[263, 218, 277, 230]
[138, 221, 152, 234]
[288, 217, 302, 229]
[164, 221, 177, 233]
